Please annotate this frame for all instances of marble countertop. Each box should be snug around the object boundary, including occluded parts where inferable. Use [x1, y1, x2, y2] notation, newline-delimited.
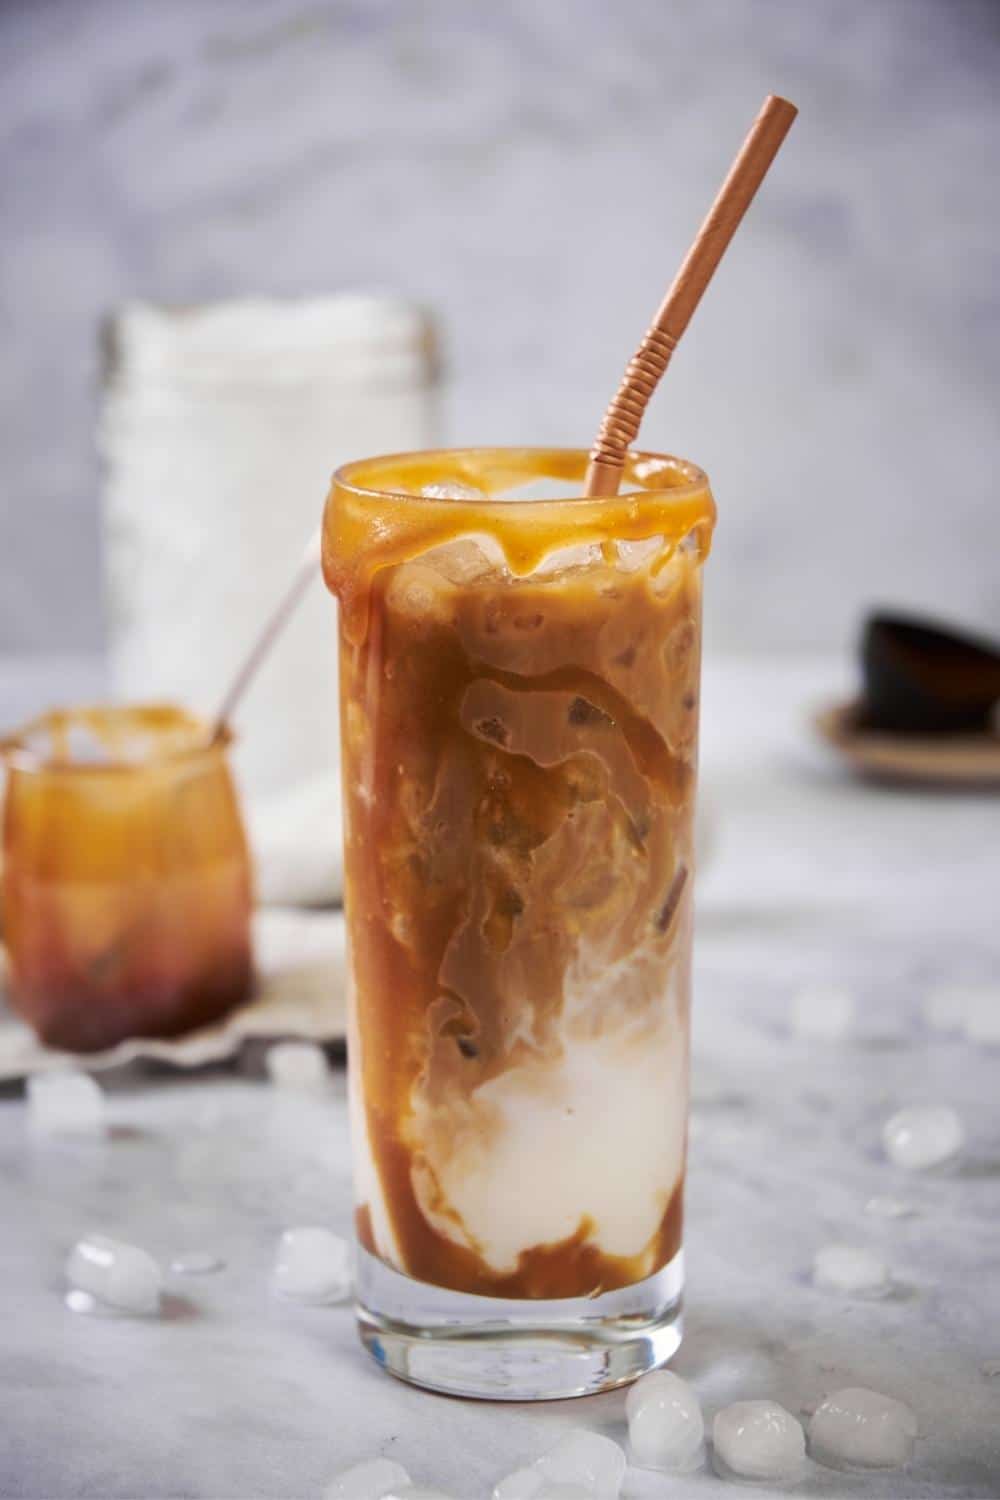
[1, 654, 998, 1499]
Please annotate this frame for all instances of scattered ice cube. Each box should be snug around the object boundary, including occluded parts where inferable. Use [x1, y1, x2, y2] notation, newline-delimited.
[535, 1430, 625, 1499]
[962, 988, 1000, 1045]
[625, 1370, 705, 1472]
[493, 1467, 542, 1500]
[712, 1401, 805, 1483]
[882, 1105, 964, 1170]
[493, 1467, 591, 1500]
[65, 1285, 152, 1319]
[980, 1360, 1000, 1378]
[272, 1227, 351, 1304]
[170, 1251, 225, 1276]
[808, 1387, 917, 1471]
[65, 1289, 104, 1317]
[265, 1040, 329, 1093]
[420, 480, 487, 501]
[812, 1244, 891, 1298]
[790, 984, 855, 1042]
[864, 1196, 917, 1220]
[323, 1456, 411, 1500]
[27, 1070, 105, 1137]
[493, 1432, 626, 1500]
[66, 1233, 162, 1315]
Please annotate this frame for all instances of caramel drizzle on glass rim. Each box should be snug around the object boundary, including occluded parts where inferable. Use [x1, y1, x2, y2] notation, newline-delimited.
[322, 446, 715, 641]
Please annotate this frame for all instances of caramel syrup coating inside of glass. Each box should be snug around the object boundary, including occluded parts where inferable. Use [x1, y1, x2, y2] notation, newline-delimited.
[325, 450, 715, 1298]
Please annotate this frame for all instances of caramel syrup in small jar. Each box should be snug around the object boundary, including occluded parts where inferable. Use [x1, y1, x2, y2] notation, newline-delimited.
[2, 704, 254, 1052]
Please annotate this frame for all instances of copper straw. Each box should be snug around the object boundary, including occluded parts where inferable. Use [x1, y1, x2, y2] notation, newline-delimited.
[584, 93, 797, 498]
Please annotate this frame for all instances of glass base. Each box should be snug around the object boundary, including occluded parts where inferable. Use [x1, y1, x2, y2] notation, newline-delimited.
[355, 1246, 684, 1400]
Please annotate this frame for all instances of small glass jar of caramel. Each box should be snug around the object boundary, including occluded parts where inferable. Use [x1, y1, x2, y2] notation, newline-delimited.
[2, 703, 254, 1052]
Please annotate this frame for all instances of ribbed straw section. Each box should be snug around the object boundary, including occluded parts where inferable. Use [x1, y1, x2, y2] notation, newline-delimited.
[585, 94, 797, 498]
[585, 328, 679, 496]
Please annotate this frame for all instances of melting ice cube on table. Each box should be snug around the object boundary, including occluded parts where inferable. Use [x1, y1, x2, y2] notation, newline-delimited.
[323, 1457, 411, 1500]
[812, 1244, 891, 1297]
[265, 1041, 329, 1093]
[625, 1370, 705, 1471]
[272, 1227, 351, 1304]
[712, 1401, 805, 1483]
[66, 1233, 162, 1315]
[493, 1469, 587, 1500]
[27, 1070, 105, 1137]
[495, 1430, 626, 1500]
[808, 1387, 917, 1471]
[882, 1105, 964, 1170]
[536, 1430, 626, 1499]
[493, 1466, 544, 1499]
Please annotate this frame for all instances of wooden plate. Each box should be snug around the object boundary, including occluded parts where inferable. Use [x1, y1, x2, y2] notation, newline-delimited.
[814, 700, 1000, 788]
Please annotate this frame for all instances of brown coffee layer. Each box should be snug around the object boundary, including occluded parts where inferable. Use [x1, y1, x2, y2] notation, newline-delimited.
[340, 546, 700, 1297]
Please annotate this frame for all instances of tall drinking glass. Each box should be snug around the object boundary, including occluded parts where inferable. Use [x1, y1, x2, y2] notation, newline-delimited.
[322, 448, 715, 1398]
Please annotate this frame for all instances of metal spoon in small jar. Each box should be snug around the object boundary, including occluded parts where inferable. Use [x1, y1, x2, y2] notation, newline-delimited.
[208, 529, 323, 746]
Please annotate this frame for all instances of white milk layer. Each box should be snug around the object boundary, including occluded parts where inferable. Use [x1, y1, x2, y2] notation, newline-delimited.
[409, 957, 689, 1276]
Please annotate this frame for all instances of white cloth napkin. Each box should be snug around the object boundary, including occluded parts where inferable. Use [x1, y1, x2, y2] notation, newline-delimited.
[246, 772, 344, 907]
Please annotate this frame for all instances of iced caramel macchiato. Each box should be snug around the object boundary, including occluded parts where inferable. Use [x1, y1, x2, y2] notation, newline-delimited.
[322, 448, 714, 1397]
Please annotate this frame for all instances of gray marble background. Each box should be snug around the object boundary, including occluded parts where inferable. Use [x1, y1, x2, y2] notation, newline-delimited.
[2, 0, 999, 654]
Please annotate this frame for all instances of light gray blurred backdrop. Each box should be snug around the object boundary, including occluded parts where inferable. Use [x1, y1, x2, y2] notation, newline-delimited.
[2, 0, 998, 656]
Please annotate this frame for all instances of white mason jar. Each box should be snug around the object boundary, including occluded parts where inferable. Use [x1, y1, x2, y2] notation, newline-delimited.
[99, 296, 440, 843]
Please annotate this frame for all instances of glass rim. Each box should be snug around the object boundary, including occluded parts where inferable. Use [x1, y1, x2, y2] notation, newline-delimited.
[331, 446, 711, 508]
[0, 702, 234, 776]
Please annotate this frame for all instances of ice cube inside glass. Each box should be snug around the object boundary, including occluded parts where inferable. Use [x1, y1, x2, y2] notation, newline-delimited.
[322, 448, 715, 1398]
